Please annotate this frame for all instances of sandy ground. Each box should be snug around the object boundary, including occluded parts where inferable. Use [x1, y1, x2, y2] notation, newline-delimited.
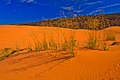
[0, 25, 120, 80]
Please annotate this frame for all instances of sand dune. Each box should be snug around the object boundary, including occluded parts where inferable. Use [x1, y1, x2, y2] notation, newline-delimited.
[0, 25, 120, 80]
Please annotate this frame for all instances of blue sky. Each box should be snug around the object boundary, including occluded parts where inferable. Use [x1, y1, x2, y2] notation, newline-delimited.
[0, 0, 120, 24]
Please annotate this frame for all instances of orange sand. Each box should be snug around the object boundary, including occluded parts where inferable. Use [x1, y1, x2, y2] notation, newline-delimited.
[0, 25, 120, 80]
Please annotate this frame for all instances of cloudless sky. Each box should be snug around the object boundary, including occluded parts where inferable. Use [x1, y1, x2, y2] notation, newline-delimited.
[0, 0, 120, 24]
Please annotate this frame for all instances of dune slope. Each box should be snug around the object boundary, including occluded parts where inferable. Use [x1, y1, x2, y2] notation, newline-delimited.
[0, 25, 120, 80]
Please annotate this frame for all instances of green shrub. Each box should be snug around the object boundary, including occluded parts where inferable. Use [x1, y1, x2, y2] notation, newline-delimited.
[34, 42, 42, 51]
[87, 32, 98, 50]
[101, 41, 109, 51]
[42, 33, 48, 50]
[105, 31, 116, 41]
[69, 34, 76, 57]
[62, 40, 68, 51]
[49, 39, 57, 50]
[0, 48, 18, 61]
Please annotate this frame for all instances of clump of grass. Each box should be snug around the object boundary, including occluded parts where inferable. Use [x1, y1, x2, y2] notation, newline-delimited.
[87, 31, 99, 50]
[32, 31, 44, 52]
[49, 39, 57, 50]
[61, 34, 68, 51]
[68, 33, 76, 57]
[104, 31, 116, 41]
[34, 41, 42, 52]
[86, 31, 110, 51]
[26, 42, 33, 52]
[42, 41, 48, 50]
[101, 41, 109, 51]
[62, 40, 68, 51]
[0, 48, 18, 61]
[0, 53, 11, 61]
[61, 31, 76, 57]
[2, 48, 11, 52]
[42, 34, 48, 50]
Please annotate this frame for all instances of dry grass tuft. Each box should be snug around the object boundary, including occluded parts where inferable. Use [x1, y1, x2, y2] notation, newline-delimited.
[104, 31, 116, 41]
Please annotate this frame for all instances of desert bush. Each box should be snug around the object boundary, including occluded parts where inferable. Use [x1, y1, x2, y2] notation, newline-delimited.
[61, 34, 68, 51]
[104, 31, 116, 41]
[32, 31, 42, 51]
[101, 41, 109, 51]
[24, 13, 119, 30]
[87, 17, 100, 30]
[0, 48, 18, 61]
[0, 53, 11, 61]
[42, 33, 48, 50]
[87, 31, 99, 50]
[1, 48, 11, 53]
[62, 40, 68, 51]
[61, 30, 76, 56]
[87, 30, 110, 51]
[49, 38, 57, 50]
[34, 38, 48, 51]
[34, 41, 42, 51]
[68, 32, 76, 57]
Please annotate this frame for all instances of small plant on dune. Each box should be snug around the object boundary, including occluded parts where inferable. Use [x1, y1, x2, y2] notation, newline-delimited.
[0, 53, 11, 61]
[87, 31, 99, 50]
[87, 30, 110, 51]
[104, 31, 116, 41]
[61, 34, 68, 51]
[32, 31, 43, 52]
[61, 30, 76, 57]
[43, 40, 48, 50]
[49, 38, 57, 50]
[101, 41, 109, 51]
[26, 42, 33, 52]
[62, 40, 68, 51]
[0, 48, 18, 61]
[2, 48, 11, 53]
[42, 33, 48, 50]
[68, 33, 76, 57]
[34, 41, 42, 52]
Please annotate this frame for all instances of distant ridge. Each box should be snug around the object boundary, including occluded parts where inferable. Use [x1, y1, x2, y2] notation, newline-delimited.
[21, 13, 120, 30]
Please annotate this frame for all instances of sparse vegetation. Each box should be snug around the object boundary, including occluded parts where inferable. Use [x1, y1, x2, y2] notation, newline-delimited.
[87, 31, 99, 50]
[101, 41, 109, 51]
[86, 30, 111, 51]
[61, 34, 68, 51]
[22, 13, 120, 30]
[104, 31, 116, 41]
[0, 48, 19, 61]
[61, 30, 76, 56]
[68, 32, 76, 56]
[34, 42, 42, 51]
[1, 13, 118, 61]
[42, 33, 48, 50]
[49, 38, 57, 50]
[61, 40, 68, 51]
